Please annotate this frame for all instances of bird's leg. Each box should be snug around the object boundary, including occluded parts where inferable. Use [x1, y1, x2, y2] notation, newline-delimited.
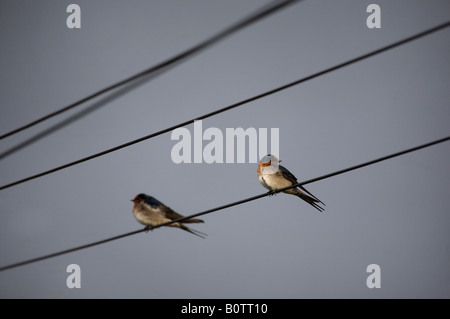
[144, 226, 154, 233]
[267, 190, 277, 196]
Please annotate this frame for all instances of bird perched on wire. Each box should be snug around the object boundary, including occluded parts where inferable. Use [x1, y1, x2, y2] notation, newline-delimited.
[131, 193, 206, 238]
[257, 154, 325, 212]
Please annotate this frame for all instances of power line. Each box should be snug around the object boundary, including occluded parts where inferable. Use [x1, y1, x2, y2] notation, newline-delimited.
[0, 0, 300, 141]
[1, 135, 448, 272]
[0, 76, 155, 161]
[0, 229, 145, 272]
[1, 21, 448, 191]
[151, 135, 450, 225]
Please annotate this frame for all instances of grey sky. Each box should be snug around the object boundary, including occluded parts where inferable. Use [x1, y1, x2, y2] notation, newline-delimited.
[0, 0, 449, 298]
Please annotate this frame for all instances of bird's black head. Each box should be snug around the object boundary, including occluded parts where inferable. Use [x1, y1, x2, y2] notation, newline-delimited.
[131, 193, 149, 202]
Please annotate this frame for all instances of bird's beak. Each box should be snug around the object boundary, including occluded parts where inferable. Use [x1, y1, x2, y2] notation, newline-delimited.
[130, 199, 135, 202]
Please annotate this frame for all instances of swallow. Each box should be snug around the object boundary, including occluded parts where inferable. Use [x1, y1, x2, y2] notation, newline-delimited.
[131, 193, 206, 238]
[257, 154, 325, 212]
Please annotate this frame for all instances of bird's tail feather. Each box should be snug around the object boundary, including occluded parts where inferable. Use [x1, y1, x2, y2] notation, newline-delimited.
[297, 192, 325, 212]
[180, 224, 207, 239]
[182, 218, 204, 224]
[298, 185, 325, 206]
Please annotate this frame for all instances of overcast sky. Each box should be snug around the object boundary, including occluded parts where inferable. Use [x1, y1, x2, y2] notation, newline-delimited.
[0, 0, 449, 298]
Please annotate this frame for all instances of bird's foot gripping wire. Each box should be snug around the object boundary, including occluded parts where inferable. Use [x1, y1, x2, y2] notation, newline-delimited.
[267, 190, 277, 196]
[144, 226, 155, 233]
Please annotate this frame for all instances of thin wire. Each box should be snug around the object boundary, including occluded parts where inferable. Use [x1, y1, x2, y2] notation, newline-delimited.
[1, 21, 448, 191]
[0, 74, 160, 161]
[0, 229, 145, 272]
[1, 135, 448, 272]
[0, 0, 300, 141]
[150, 135, 450, 225]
